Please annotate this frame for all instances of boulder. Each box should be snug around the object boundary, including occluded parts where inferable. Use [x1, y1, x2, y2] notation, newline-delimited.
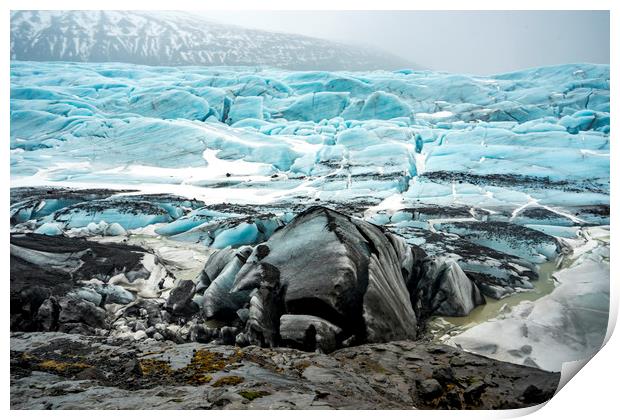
[233, 206, 417, 343]
[35, 297, 59, 331]
[417, 259, 485, 318]
[202, 246, 252, 319]
[243, 263, 284, 348]
[166, 279, 198, 316]
[195, 247, 238, 293]
[418, 378, 443, 399]
[279, 314, 342, 353]
[95, 284, 134, 305]
[58, 296, 107, 329]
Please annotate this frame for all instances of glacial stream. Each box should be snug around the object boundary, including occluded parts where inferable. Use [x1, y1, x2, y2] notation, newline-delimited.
[430, 260, 559, 342]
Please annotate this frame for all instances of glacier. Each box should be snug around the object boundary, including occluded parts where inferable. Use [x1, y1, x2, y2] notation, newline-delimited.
[10, 60, 610, 380]
[10, 61, 609, 207]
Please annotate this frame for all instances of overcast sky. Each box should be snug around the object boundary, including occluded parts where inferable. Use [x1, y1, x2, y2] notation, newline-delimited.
[201, 10, 610, 74]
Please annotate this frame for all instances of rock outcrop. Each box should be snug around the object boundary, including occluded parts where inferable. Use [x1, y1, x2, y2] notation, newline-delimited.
[10, 332, 560, 409]
[279, 314, 342, 353]
[232, 206, 419, 345]
[10, 207, 491, 352]
[11, 206, 484, 352]
[416, 259, 486, 319]
[193, 206, 483, 351]
[10, 233, 174, 333]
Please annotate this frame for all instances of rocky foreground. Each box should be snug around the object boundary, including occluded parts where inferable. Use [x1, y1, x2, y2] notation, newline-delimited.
[10, 198, 567, 409]
[11, 332, 558, 409]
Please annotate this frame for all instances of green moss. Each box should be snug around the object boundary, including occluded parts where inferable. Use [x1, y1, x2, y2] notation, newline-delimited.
[20, 353, 36, 362]
[212, 375, 244, 387]
[177, 349, 243, 385]
[294, 360, 311, 372]
[137, 349, 244, 386]
[185, 373, 212, 385]
[459, 376, 479, 386]
[238, 390, 271, 401]
[38, 359, 92, 373]
[139, 359, 172, 376]
[363, 359, 387, 373]
[187, 349, 230, 372]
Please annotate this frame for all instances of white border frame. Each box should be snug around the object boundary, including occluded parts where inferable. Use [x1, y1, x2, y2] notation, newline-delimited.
[2, 2, 616, 418]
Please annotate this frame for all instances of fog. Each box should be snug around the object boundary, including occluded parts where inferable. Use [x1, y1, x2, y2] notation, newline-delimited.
[202, 10, 610, 75]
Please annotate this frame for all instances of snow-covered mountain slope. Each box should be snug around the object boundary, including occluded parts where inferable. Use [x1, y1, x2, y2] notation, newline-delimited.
[10, 10, 410, 71]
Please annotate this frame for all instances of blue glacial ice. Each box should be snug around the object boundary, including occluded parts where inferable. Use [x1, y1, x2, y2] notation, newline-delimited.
[33, 222, 63, 236]
[10, 62, 608, 213]
[10, 61, 610, 258]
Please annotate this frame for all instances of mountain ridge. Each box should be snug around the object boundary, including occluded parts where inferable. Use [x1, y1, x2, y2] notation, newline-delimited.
[10, 10, 413, 71]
